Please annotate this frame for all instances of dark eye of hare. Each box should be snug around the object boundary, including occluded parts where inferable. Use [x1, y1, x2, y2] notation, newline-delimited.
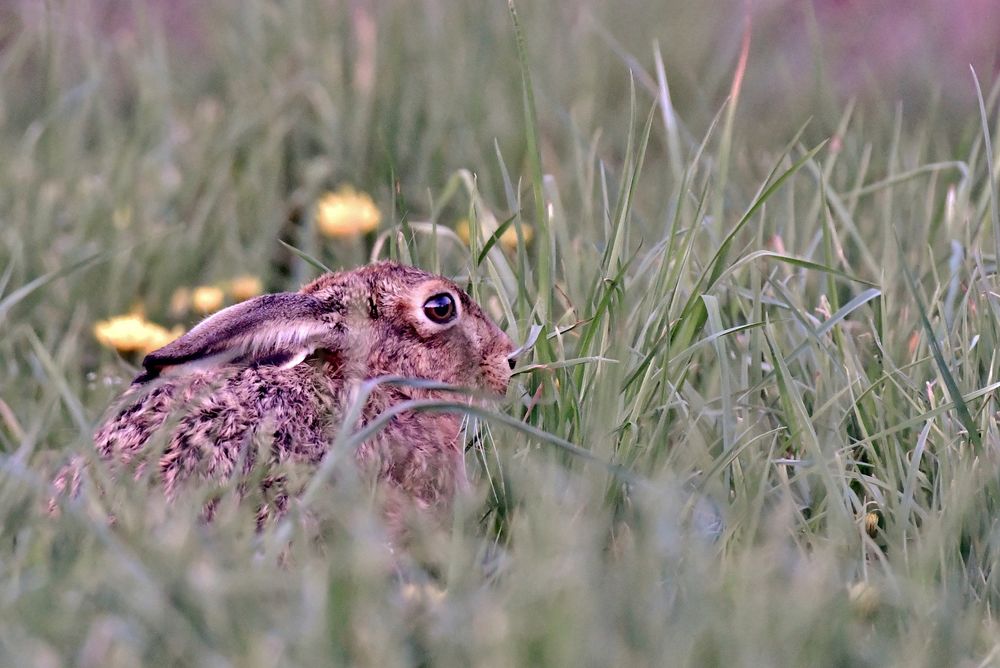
[423, 293, 457, 324]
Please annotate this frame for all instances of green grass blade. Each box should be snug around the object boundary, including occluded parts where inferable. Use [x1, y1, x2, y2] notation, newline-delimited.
[972, 67, 1000, 266]
[508, 0, 551, 323]
[897, 233, 981, 449]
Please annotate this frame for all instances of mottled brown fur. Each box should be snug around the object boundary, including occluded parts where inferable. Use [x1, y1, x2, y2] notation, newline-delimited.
[62, 262, 514, 531]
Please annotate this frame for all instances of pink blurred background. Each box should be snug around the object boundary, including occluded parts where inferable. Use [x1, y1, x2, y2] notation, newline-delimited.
[2, 0, 998, 133]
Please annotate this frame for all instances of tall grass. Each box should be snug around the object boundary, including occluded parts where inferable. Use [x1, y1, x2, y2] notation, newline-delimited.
[2, 1, 1000, 665]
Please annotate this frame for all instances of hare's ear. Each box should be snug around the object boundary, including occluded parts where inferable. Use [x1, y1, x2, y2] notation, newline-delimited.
[138, 293, 337, 382]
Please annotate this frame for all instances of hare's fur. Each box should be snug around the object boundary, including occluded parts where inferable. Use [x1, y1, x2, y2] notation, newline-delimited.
[80, 261, 514, 524]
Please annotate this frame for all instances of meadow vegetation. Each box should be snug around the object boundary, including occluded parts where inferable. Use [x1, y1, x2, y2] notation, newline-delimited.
[1, 1, 1000, 665]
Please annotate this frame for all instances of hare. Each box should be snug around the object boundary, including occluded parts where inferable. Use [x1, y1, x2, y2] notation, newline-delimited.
[67, 261, 515, 529]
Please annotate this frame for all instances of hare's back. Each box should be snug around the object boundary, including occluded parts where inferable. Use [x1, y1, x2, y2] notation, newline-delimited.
[96, 364, 343, 489]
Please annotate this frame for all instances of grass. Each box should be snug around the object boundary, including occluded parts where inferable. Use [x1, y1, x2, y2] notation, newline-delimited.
[2, 1, 1000, 665]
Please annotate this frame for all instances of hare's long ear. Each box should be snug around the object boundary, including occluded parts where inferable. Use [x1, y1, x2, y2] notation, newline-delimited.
[138, 293, 337, 382]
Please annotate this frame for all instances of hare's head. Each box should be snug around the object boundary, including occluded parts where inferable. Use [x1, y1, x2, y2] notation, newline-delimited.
[139, 261, 515, 395]
[302, 262, 515, 394]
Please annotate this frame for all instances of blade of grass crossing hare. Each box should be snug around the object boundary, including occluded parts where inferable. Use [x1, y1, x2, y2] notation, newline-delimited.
[334, 398, 640, 486]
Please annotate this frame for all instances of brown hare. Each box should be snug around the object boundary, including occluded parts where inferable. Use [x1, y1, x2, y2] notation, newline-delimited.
[61, 261, 516, 530]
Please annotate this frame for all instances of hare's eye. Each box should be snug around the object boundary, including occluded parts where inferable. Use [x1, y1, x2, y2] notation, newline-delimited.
[423, 293, 457, 324]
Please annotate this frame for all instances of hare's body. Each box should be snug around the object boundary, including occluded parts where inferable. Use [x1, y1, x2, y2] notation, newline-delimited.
[96, 364, 344, 497]
[85, 261, 514, 522]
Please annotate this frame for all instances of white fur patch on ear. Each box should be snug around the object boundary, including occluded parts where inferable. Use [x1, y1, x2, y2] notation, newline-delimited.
[277, 350, 309, 369]
[236, 321, 329, 358]
[157, 352, 235, 377]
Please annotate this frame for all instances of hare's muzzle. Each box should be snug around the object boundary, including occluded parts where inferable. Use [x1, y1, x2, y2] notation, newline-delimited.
[479, 332, 516, 396]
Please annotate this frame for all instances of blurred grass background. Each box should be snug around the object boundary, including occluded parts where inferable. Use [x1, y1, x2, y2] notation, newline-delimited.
[2, 0, 1000, 665]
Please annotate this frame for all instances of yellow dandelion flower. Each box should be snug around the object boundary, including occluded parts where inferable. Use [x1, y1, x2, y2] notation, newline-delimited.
[94, 314, 184, 355]
[228, 275, 264, 302]
[192, 285, 225, 314]
[316, 186, 380, 238]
